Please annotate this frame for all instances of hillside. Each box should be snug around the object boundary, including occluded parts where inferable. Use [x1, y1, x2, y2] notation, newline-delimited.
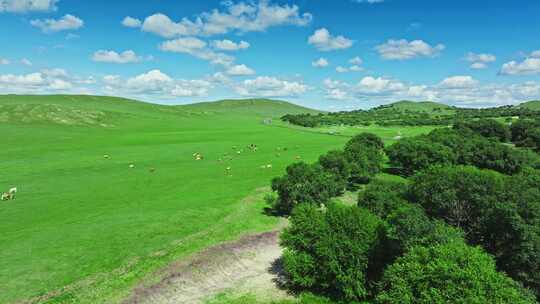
[179, 98, 321, 117]
[374, 100, 455, 115]
[518, 100, 540, 111]
[0, 94, 344, 304]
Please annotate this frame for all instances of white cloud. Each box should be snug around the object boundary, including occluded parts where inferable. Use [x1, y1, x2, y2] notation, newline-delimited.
[354, 0, 384, 3]
[30, 14, 84, 33]
[440, 75, 478, 89]
[103, 69, 212, 98]
[0, 58, 10, 65]
[336, 66, 348, 73]
[234, 76, 307, 97]
[226, 64, 255, 76]
[349, 56, 363, 65]
[141, 1, 311, 38]
[308, 28, 354, 51]
[358, 76, 406, 94]
[349, 65, 363, 72]
[122, 16, 142, 28]
[159, 37, 235, 66]
[212, 39, 250, 51]
[21, 58, 32, 66]
[312, 57, 329, 68]
[0, 0, 58, 13]
[92, 50, 142, 64]
[500, 51, 540, 75]
[375, 39, 445, 60]
[0, 69, 78, 93]
[465, 52, 496, 69]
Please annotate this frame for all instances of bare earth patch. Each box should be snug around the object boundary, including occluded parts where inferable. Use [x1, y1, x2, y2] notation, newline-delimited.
[124, 230, 289, 304]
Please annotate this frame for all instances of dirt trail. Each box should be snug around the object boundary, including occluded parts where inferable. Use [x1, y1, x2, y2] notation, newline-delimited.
[124, 231, 288, 304]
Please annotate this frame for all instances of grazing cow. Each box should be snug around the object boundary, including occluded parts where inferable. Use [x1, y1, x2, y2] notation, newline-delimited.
[129, 164, 135, 169]
[149, 167, 156, 173]
[9, 187, 17, 195]
[1, 192, 10, 201]
[266, 164, 272, 169]
[103, 154, 110, 159]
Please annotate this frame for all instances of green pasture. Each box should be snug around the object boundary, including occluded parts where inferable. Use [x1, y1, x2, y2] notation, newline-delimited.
[0, 95, 435, 303]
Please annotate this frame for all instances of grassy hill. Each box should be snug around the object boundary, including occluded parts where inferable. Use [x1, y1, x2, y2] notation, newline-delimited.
[375, 100, 455, 115]
[180, 98, 321, 117]
[0, 95, 435, 303]
[518, 100, 540, 111]
[0, 95, 339, 304]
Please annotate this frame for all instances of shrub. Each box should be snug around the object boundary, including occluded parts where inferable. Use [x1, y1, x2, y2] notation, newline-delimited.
[454, 118, 510, 142]
[358, 179, 409, 219]
[271, 162, 345, 215]
[281, 204, 384, 302]
[375, 242, 536, 304]
[385, 138, 457, 175]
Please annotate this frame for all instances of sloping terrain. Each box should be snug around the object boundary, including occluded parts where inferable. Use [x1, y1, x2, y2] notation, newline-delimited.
[0, 95, 340, 304]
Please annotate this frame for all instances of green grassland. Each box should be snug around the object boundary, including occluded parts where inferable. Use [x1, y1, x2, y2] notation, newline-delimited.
[0, 95, 434, 303]
[378, 100, 455, 115]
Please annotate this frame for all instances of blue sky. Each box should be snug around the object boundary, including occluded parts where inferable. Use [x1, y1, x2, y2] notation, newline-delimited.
[0, 0, 539, 110]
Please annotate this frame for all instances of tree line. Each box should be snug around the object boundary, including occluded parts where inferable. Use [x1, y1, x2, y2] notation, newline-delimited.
[281, 104, 540, 128]
[269, 119, 540, 303]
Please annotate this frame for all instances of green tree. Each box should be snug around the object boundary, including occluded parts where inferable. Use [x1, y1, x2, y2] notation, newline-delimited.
[271, 162, 345, 215]
[385, 138, 457, 175]
[281, 204, 384, 302]
[375, 242, 536, 304]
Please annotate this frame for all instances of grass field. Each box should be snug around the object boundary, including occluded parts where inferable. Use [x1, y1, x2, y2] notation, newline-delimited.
[0, 95, 435, 303]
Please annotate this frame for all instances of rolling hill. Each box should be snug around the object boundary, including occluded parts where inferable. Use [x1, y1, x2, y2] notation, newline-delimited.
[518, 100, 540, 111]
[373, 100, 455, 115]
[179, 98, 321, 117]
[0, 95, 338, 304]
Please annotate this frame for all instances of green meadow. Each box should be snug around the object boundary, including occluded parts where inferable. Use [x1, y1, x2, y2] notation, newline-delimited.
[0, 95, 433, 303]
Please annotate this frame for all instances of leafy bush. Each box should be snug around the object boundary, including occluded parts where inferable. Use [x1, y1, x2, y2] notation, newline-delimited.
[271, 162, 346, 215]
[375, 242, 536, 304]
[454, 118, 510, 142]
[358, 179, 409, 219]
[281, 204, 384, 301]
[385, 138, 456, 175]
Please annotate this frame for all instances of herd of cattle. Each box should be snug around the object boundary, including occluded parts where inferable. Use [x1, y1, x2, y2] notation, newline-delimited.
[2, 144, 302, 203]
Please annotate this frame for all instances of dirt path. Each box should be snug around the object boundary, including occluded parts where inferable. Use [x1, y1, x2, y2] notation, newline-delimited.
[124, 231, 289, 304]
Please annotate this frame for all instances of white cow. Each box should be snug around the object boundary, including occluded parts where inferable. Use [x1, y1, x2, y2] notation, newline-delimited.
[1, 192, 10, 201]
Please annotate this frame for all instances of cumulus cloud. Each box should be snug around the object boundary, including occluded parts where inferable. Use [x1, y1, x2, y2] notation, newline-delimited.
[349, 56, 363, 65]
[103, 69, 212, 98]
[234, 76, 307, 97]
[159, 37, 235, 66]
[336, 66, 348, 73]
[440, 76, 478, 89]
[122, 16, 141, 28]
[226, 64, 256, 76]
[0, 69, 78, 93]
[500, 51, 540, 75]
[312, 57, 329, 68]
[0, 58, 10, 65]
[21, 58, 32, 66]
[212, 39, 250, 51]
[375, 39, 445, 60]
[465, 52, 496, 69]
[0, 0, 58, 13]
[92, 50, 142, 64]
[354, 0, 384, 3]
[308, 28, 354, 51]
[30, 14, 84, 33]
[140, 1, 312, 38]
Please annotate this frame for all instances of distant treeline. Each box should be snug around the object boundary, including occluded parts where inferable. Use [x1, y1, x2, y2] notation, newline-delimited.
[281, 104, 540, 127]
[268, 118, 540, 303]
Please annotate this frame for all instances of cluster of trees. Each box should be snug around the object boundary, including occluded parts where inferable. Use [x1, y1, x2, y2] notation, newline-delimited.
[270, 123, 540, 303]
[271, 133, 384, 214]
[281, 104, 540, 128]
[512, 119, 540, 152]
[386, 126, 538, 176]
